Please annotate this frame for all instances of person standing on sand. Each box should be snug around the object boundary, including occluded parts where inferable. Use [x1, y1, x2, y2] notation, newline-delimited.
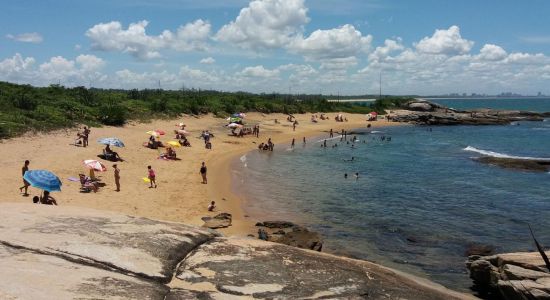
[303, 137, 306, 145]
[19, 160, 30, 196]
[291, 138, 295, 148]
[147, 166, 157, 188]
[83, 126, 90, 147]
[200, 162, 208, 184]
[256, 125, 260, 138]
[113, 164, 120, 192]
[330, 129, 333, 138]
[293, 121, 297, 131]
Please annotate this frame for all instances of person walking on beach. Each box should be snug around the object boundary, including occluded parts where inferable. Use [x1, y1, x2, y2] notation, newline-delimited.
[147, 166, 157, 188]
[19, 160, 30, 196]
[200, 162, 208, 184]
[330, 129, 333, 138]
[291, 138, 295, 148]
[303, 137, 306, 145]
[113, 164, 120, 192]
[293, 120, 297, 131]
[83, 126, 90, 147]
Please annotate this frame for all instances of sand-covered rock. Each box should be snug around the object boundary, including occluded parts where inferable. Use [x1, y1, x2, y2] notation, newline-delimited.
[0, 203, 474, 299]
[0, 203, 216, 283]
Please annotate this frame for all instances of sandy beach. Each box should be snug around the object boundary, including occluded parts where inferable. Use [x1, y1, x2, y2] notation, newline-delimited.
[0, 112, 402, 237]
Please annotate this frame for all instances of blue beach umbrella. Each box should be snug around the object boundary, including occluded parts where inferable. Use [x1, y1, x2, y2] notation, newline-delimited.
[23, 170, 62, 192]
[98, 137, 125, 147]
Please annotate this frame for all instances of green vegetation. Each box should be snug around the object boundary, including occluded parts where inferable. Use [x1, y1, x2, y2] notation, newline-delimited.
[0, 81, 408, 139]
[369, 96, 413, 114]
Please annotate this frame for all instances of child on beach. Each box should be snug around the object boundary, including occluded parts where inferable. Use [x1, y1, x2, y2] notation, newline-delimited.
[208, 201, 216, 211]
[19, 160, 30, 196]
[147, 166, 157, 188]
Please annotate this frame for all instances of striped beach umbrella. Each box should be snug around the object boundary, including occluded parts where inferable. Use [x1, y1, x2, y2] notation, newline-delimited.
[98, 137, 125, 147]
[83, 160, 107, 172]
[23, 170, 62, 192]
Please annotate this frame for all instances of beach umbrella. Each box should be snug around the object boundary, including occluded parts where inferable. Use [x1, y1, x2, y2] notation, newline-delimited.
[146, 131, 160, 137]
[166, 141, 181, 147]
[23, 170, 62, 192]
[227, 123, 242, 128]
[83, 160, 107, 172]
[98, 137, 125, 147]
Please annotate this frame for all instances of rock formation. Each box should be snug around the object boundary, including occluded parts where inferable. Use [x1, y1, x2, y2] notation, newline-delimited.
[256, 221, 323, 251]
[0, 203, 474, 299]
[467, 251, 550, 299]
[389, 99, 550, 125]
[201, 212, 232, 229]
[473, 156, 550, 172]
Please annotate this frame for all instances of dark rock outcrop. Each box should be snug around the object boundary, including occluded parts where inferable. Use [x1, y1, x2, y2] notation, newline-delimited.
[389, 99, 550, 125]
[201, 212, 232, 229]
[256, 221, 323, 251]
[473, 156, 550, 172]
[467, 251, 550, 299]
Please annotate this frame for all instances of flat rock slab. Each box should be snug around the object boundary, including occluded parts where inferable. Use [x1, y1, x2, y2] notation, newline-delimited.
[175, 238, 473, 299]
[0, 244, 168, 300]
[0, 203, 216, 283]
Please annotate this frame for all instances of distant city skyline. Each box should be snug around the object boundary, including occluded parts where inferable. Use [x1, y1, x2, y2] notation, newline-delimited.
[1, 0, 550, 95]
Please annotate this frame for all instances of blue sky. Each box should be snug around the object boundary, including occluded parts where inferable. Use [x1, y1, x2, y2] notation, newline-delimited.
[1, 0, 550, 95]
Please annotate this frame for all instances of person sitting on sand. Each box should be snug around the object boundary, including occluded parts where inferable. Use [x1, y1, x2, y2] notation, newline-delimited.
[161, 147, 177, 159]
[208, 201, 216, 212]
[179, 136, 191, 147]
[33, 196, 40, 204]
[147, 135, 157, 149]
[258, 142, 264, 150]
[79, 174, 99, 192]
[105, 145, 121, 161]
[40, 191, 58, 205]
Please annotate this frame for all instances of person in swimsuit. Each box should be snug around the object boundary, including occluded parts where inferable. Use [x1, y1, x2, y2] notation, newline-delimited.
[200, 162, 207, 184]
[19, 160, 30, 196]
[113, 164, 120, 192]
[147, 166, 157, 188]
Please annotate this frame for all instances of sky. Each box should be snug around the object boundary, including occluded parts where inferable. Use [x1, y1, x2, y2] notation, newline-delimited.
[1, 0, 550, 95]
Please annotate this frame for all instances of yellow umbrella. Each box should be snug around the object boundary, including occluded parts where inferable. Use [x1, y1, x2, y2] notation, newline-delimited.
[146, 131, 160, 137]
[166, 140, 181, 147]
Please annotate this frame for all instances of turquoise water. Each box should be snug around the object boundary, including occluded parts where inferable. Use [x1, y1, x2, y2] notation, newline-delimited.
[428, 97, 550, 112]
[232, 99, 550, 291]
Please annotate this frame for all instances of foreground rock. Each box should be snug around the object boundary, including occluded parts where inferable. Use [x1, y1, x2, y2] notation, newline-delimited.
[0, 203, 216, 283]
[473, 156, 550, 172]
[201, 212, 232, 229]
[175, 238, 472, 299]
[467, 251, 550, 299]
[389, 99, 550, 125]
[256, 221, 323, 251]
[0, 203, 474, 299]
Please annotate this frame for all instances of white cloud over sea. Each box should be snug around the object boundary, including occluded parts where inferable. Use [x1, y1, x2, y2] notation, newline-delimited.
[1, 0, 550, 95]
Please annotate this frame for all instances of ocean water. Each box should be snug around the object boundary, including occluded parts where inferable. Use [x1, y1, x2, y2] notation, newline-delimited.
[232, 99, 550, 291]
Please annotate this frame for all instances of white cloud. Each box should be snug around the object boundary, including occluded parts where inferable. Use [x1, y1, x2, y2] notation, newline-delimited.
[290, 24, 372, 60]
[6, 32, 43, 43]
[477, 44, 507, 61]
[86, 19, 211, 60]
[216, 0, 309, 50]
[415, 25, 473, 55]
[76, 54, 105, 72]
[236, 65, 280, 78]
[200, 57, 216, 64]
[368, 38, 404, 62]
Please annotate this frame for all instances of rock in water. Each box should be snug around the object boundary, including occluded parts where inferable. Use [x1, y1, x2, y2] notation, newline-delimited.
[256, 221, 323, 251]
[473, 156, 550, 172]
[201, 213, 232, 229]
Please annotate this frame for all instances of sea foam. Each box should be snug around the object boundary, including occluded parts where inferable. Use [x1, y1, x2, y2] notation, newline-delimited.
[464, 146, 550, 160]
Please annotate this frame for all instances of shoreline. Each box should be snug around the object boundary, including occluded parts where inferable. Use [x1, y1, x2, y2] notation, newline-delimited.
[209, 116, 406, 237]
